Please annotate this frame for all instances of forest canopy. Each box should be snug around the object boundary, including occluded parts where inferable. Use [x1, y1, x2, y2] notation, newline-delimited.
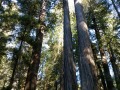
[0, 0, 120, 90]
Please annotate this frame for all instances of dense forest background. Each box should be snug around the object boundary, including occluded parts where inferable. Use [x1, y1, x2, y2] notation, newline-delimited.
[0, 0, 120, 90]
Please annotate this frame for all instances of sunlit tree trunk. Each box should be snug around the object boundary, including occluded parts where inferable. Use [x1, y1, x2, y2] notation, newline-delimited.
[63, 0, 78, 90]
[92, 16, 115, 90]
[74, 0, 98, 90]
[24, 0, 47, 90]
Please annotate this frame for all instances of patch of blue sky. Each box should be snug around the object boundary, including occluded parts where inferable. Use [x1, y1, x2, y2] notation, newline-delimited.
[89, 29, 97, 43]
[105, 50, 114, 77]
[11, 0, 17, 3]
[107, 0, 119, 17]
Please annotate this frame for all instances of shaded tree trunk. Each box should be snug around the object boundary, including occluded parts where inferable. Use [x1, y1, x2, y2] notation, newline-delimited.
[109, 44, 120, 90]
[100, 49, 115, 90]
[25, 23, 44, 90]
[8, 42, 23, 89]
[6, 28, 27, 90]
[24, 0, 47, 90]
[55, 81, 58, 90]
[63, 0, 78, 90]
[92, 45, 107, 90]
[74, 0, 98, 90]
[92, 16, 115, 90]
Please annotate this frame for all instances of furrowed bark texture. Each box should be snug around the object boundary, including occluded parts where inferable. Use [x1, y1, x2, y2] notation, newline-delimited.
[63, 0, 78, 90]
[74, 0, 98, 90]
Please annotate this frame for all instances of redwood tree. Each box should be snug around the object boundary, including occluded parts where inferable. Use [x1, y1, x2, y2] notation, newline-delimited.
[24, 0, 47, 90]
[92, 16, 115, 90]
[74, 0, 98, 90]
[63, 0, 77, 90]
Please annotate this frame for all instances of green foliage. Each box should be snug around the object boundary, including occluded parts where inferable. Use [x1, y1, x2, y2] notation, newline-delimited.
[0, 0, 120, 89]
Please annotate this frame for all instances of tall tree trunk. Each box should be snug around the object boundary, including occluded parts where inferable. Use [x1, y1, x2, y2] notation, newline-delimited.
[111, 0, 120, 18]
[100, 49, 115, 90]
[63, 0, 78, 90]
[74, 1, 98, 90]
[24, 0, 47, 90]
[92, 16, 115, 90]
[6, 27, 27, 90]
[24, 23, 44, 90]
[6, 41, 23, 90]
[92, 45, 107, 90]
[109, 44, 120, 90]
